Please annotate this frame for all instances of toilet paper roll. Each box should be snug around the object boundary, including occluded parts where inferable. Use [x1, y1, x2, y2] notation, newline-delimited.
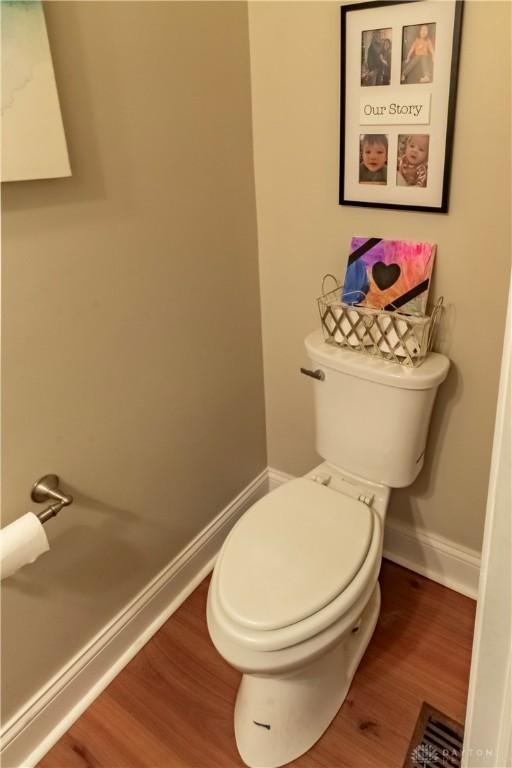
[370, 317, 419, 358]
[330, 307, 366, 347]
[0, 512, 50, 580]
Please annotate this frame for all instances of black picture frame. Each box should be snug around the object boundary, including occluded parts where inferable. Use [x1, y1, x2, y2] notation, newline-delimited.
[339, 0, 464, 213]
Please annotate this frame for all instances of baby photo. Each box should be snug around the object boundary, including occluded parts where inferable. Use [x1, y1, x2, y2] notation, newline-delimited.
[401, 22, 436, 84]
[396, 134, 429, 187]
[359, 134, 388, 185]
[361, 28, 392, 86]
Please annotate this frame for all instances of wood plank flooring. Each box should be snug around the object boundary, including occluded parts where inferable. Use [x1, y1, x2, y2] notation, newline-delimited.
[38, 561, 476, 768]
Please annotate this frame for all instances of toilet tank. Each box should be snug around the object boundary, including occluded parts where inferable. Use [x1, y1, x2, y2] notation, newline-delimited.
[304, 330, 450, 488]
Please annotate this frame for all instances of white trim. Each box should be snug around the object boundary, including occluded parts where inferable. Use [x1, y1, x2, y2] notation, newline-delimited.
[462, 278, 511, 768]
[267, 466, 294, 491]
[1, 469, 269, 768]
[382, 519, 480, 599]
[495, 654, 512, 768]
[267, 467, 480, 599]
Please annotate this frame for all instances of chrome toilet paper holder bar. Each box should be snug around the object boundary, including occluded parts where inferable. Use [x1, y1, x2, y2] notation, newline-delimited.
[31, 475, 73, 524]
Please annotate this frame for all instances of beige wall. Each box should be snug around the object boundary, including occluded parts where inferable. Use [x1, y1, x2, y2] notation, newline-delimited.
[2, 0, 510, 736]
[249, 0, 511, 551]
[1, 1, 265, 722]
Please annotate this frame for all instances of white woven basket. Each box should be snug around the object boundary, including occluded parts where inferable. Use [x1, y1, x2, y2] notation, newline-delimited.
[317, 274, 442, 368]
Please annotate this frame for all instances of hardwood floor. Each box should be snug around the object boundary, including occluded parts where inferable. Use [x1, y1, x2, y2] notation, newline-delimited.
[38, 561, 475, 768]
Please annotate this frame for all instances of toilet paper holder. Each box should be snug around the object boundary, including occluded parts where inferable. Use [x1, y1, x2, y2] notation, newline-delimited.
[31, 474, 73, 524]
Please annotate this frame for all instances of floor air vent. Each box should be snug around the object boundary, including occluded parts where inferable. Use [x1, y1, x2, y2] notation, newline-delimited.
[404, 702, 464, 768]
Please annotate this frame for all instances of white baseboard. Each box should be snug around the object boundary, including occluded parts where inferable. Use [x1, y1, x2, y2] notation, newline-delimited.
[267, 466, 480, 599]
[382, 519, 480, 599]
[1, 469, 269, 768]
[267, 466, 294, 491]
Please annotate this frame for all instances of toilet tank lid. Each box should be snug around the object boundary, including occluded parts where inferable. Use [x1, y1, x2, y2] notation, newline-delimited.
[305, 329, 450, 390]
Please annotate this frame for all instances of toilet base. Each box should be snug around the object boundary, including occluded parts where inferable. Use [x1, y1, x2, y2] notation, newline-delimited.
[234, 583, 381, 768]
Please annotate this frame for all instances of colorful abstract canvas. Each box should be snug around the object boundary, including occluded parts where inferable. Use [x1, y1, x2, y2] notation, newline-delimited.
[342, 237, 436, 316]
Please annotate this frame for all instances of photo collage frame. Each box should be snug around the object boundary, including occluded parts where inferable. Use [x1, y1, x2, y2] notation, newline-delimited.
[340, 1, 463, 212]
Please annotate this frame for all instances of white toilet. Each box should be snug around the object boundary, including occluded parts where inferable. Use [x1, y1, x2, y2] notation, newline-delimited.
[207, 329, 449, 768]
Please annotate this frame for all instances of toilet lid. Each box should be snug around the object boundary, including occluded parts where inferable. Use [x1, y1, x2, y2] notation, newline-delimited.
[217, 478, 374, 631]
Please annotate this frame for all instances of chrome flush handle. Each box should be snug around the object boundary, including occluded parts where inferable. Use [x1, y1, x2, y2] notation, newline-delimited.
[300, 367, 325, 381]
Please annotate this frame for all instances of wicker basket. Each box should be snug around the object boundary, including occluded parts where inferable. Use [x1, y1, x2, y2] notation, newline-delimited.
[317, 274, 442, 368]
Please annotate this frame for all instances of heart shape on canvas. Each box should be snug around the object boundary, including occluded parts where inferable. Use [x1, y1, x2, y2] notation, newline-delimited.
[372, 261, 401, 290]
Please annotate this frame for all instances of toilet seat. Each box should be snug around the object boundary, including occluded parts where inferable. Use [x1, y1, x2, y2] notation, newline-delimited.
[209, 481, 383, 653]
[217, 479, 374, 631]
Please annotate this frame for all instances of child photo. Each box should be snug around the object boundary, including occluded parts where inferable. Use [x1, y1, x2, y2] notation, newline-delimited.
[401, 23, 436, 84]
[359, 134, 388, 185]
[361, 28, 392, 86]
[396, 134, 429, 187]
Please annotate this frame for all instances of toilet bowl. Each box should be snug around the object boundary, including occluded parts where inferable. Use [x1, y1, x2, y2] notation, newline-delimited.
[207, 330, 450, 768]
[207, 469, 390, 767]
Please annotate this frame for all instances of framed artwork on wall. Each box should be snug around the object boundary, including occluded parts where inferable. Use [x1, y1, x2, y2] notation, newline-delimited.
[339, 0, 463, 213]
[1, 1, 71, 182]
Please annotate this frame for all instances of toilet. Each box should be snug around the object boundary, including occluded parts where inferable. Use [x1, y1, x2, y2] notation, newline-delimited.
[207, 328, 450, 768]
